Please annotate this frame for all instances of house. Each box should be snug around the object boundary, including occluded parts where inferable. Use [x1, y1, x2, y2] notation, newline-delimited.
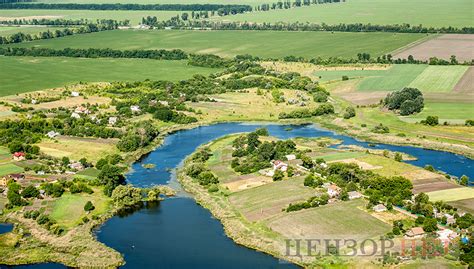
[71, 91, 80, 97]
[0, 177, 8, 186]
[37, 171, 45, 175]
[348, 191, 362, 200]
[74, 106, 90, 114]
[46, 130, 60, 138]
[327, 184, 341, 198]
[130, 105, 141, 113]
[71, 112, 81, 119]
[373, 204, 387, 212]
[69, 162, 84, 171]
[285, 154, 296, 161]
[31, 99, 37, 104]
[320, 162, 328, 168]
[13, 152, 26, 161]
[405, 227, 425, 239]
[8, 174, 25, 182]
[108, 116, 118, 126]
[437, 229, 458, 245]
[271, 160, 288, 172]
[444, 213, 456, 225]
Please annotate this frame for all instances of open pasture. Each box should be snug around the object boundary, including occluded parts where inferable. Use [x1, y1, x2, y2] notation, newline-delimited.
[267, 199, 391, 241]
[229, 177, 315, 222]
[7, 29, 425, 59]
[403, 102, 474, 124]
[221, 0, 473, 28]
[394, 34, 474, 62]
[37, 136, 119, 162]
[0, 57, 220, 96]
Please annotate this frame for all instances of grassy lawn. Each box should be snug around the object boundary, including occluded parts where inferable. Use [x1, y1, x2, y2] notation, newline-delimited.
[0, 163, 24, 177]
[37, 136, 119, 163]
[427, 187, 474, 202]
[49, 191, 111, 228]
[267, 199, 391, 242]
[408, 66, 468, 92]
[6, 29, 425, 59]
[0, 57, 220, 96]
[403, 102, 474, 122]
[0, 10, 182, 25]
[220, 0, 473, 28]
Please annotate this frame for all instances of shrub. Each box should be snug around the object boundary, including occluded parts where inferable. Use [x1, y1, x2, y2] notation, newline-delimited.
[371, 123, 389, 134]
[343, 106, 356, 119]
[342, 75, 349, 81]
[84, 201, 95, 212]
[420, 116, 439, 126]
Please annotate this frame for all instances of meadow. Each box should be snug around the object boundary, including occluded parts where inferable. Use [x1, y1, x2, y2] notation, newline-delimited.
[0, 163, 23, 177]
[7, 29, 426, 59]
[0, 26, 68, 36]
[427, 187, 474, 202]
[0, 9, 182, 26]
[221, 0, 474, 28]
[0, 57, 220, 96]
[404, 102, 474, 122]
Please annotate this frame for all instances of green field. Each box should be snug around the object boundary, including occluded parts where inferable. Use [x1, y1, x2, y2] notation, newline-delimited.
[222, 0, 473, 28]
[316, 69, 386, 82]
[358, 65, 427, 91]
[404, 102, 474, 122]
[6, 29, 425, 59]
[0, 10, 182, 26]
[0, 163, 24, 176]
[0, 57, 220, 96]
[36, 0, 267, 4]
[0, 26, 70, 36]
[408, 66, 468, 92]
[427, 187, 474, 202]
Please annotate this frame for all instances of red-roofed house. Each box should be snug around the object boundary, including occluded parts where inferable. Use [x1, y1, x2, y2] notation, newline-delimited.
[13, 152, 26, 161]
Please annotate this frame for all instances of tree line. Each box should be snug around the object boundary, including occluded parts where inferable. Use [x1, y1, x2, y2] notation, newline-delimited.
[256, 0, 342, 12]
[0, 20, 120, 45]
[148, 18, 474, 34]
[0, 3, 252, 14]
[0, 0, 34, 3]
[0, 18, 130, 26]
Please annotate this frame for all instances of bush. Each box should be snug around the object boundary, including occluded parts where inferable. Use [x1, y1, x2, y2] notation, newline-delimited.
[313, 91, 328, 103]
[84, 201, 95, 211]
[208, 184, 219, 193]
[342, 75, 349, 81]
[343, 107, 356, 119]
[465, 119, 474, 126]
[371, 123, 389, 134]
[21, 185, 39, 198]
[420, 116, 439, 126]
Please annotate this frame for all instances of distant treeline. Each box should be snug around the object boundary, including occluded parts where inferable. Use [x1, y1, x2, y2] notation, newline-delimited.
[0, 20, 120, 45]
[256, 0, 343, 11]
[0, 0, 34, 3]
[0, 18, 130, 26]
[147, 18, 474, 34]
[0, 3, 252, 14]
[1, 47, 471, 66]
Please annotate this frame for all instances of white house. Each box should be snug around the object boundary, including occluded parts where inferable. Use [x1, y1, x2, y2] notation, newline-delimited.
[71, 91, 80, 97]
[285, 154, 296, 161]
[71, 112, 81, 119]
[327, 184, 341, 198]
[74, 106, 90, 114]
[348, 191, 362, 200]
[69, 162, 84, 171]
[444, 213, 456, 225]
[46, 131, 60, 138]
[130, 105, 141, 113]
[31, 99, 37, 104]
[271, 160, 288, 172]
[373, 204, 387, 212]
[108, 116, 118, 126]
[158, 100, 169, 106]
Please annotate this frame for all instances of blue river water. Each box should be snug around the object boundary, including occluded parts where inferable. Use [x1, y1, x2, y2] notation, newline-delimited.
[4, 123, 473, 268]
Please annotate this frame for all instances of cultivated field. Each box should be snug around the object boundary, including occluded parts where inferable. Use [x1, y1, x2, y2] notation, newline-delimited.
[220, 0, 474, 28]
[427, 187, 474, 202]
[0, 26, 68, 36]
[267, 199, 391, 242]
[394, 34, 474, 62]
[0, 10, 182, 25]
[447, 198, 474, 214]
[6, 29, 426, 59]
[0, 57, 220, 96]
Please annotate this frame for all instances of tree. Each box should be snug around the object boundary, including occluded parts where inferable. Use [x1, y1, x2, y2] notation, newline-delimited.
[111, 185, 142, 207]
[423, 217, 438, 232]
[98, 165, 126, 196]
[181, 12, 189, 21]
[273, 169, 284, 181]
[394, 152, 402, 162]
[22, 185, 39, 198]
[384, 88, 424, 115]
[421, 115, 438, 126]
[300, 154, 313, 169]
[84, 201, 95, 211]
[343, 106, 356, 119]
[460, 175, 469, 186]
[61, 156, 70, 166]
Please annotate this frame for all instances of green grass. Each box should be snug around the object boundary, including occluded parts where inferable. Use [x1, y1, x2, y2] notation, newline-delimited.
[427, 187, 474, 202]
[0, 56, 220, 96]
[49, 191, 111, 228]
[316, 69, 386, 82]
[37, 0, 267, 4]
[267, 199, 391, 242]
[0, 26, 70, 36]
[0, 163, 24, 177]
[221, 0, 473, 28]
[357, 65, 427, 91]
[408, 66, 469, 92]
[0, 10, 182, 25]
[315, 151, 366, 162]
[404, 102, 474, 122]
[6, 29, 425, 59]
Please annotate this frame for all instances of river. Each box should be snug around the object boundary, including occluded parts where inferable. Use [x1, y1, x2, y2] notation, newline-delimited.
[7, 123, 474, 268]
